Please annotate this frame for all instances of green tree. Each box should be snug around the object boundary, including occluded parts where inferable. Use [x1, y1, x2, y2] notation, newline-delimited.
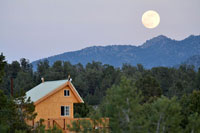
[9, 61, 21, 78]
[188, 91, 200, 114]
[168, 81, 184, 98]
[151, 67, 174, 95]
[177, 65, 196, 94]
[46, 125, 62, 133]
[63, 61, 76, 78]
[0, 53, 6, 83]
[20, 58, 32, 73]
[0, 90, 11, 132]
[67, 119, 92, 133]
[196, 68, 200, 90]
[122, 64, 138, 77]
[74, 103, 90, 118]
[67, 111, 108, 133]
[36, 60, 50, 80]
[11, 93, 37, 132]
[101, 77, 143, 133]
[143, 96, 183, 133]
[121, 64, 143, 81]
[84, 61, 104, 105]
[14, 71, 35, 93]
[135, 75, 162, 103]
[0, 89, 37, 132]
[45, 60, 65, 80]
[186, 113, 200, 133]
[177, 91, 200, 131]
[101, 64, 120, 95]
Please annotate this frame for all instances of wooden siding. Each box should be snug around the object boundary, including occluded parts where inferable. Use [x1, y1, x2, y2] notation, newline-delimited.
[34, 84, 79, 122]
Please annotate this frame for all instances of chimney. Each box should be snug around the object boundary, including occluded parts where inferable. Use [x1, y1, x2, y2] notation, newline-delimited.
[41, 77, 44, 83]
[68, 75, 72, 82]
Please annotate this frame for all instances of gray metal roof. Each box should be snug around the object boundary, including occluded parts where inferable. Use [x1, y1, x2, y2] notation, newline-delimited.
[26, 80, 68, 102]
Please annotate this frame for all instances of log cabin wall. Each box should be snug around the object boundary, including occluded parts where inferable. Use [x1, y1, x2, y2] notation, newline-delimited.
[34, 85, 79, 122]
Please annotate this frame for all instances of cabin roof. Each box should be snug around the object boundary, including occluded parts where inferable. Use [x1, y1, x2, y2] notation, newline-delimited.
[26, 79, 84, 103]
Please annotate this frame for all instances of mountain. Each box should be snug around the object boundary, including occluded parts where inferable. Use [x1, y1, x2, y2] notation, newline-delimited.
[182, 55, 200, 70]
[32, 35, 200, 70]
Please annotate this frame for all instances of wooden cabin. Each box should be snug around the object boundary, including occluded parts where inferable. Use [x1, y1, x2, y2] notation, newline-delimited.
[26, 78, 84, 124]
[26, 78, 109, 132]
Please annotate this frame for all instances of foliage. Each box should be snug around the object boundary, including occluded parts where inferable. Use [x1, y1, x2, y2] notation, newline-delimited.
[67, 118, 108, 133]
[68, 104, 108, 133]
[74, 103, 91, 118]
[101, 77, 143, 132]
[186, 113, 200, 133]
[1, 53, 200, 132]
[0, 90, 36, 132]
[143, 96, 183, 133]
[135, 75, 162, 103]
[33, 119, 46, 133]
[99, 76, 197, 132]
[196, 68, 200, 89]
[0, 53, 6, 83]
[1, 57, 199, 106]
[46, 125, 62, 133]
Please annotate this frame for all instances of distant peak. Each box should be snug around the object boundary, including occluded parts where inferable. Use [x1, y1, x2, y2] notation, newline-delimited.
[151, 35, 170, 41]
[157, 35, 168, 39]
[185, 34, 200, 40]
[141, 35, 172, 48]
[188, 35, 195, 38]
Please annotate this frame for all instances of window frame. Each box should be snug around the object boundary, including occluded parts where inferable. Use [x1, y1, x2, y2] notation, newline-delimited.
[61, 106, 70, 116]
[64, 89, 70, 97]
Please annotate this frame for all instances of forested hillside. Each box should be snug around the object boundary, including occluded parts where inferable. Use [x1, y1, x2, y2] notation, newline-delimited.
[32, 35, 200, 70]
[2, 58, 200, 105]
[183, 55, 200, 70]
[1, 54, 200, 132]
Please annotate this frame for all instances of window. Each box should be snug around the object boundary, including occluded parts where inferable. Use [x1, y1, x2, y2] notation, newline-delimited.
[64, 90, 70, 96]
[61, 106, 70, 116]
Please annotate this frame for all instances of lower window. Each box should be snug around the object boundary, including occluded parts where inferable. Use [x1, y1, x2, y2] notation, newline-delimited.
[61, 106, 70, 116]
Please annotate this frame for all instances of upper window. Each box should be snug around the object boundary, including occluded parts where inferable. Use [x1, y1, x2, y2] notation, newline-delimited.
[61, 106, 70, 116]
[64, 90, 70, 96]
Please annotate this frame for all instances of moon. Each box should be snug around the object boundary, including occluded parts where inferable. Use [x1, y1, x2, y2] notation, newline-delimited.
[142, 10, 160, 29]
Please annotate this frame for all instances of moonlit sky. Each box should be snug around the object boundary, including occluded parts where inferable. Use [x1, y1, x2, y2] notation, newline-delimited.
[0, 0, 200, 63]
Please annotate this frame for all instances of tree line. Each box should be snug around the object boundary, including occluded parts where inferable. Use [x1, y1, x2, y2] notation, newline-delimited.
[0, 53, 200, 132]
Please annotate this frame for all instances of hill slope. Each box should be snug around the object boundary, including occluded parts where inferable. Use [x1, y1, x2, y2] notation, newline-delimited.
[182, 55, 200, 69]
[32, 35, 200, 69]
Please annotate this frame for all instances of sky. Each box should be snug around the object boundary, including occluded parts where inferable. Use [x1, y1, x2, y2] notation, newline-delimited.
[0, 0, 200, 63]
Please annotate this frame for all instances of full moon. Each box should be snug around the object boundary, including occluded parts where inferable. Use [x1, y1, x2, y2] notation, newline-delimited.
[142, 10, 160, 29]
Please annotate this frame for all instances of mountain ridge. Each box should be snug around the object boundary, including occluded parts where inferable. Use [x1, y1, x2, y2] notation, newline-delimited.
[32, 34, 200, 70]
[182, 55, 200, 70]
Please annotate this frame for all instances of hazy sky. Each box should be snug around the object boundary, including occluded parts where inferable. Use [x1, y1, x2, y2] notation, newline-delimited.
[0, 0, 200, 63]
